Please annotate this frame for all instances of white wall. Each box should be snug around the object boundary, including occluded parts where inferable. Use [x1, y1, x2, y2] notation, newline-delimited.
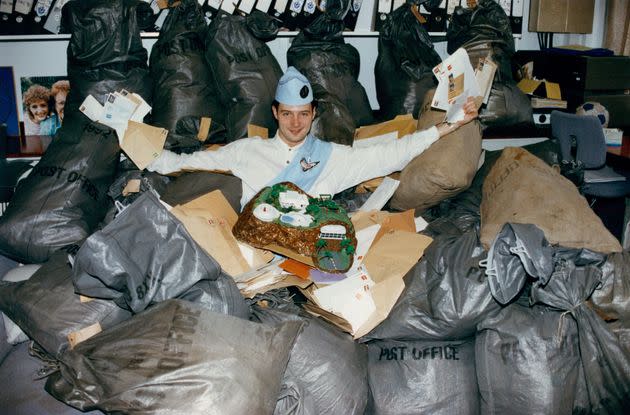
[0, 0, 608, 115]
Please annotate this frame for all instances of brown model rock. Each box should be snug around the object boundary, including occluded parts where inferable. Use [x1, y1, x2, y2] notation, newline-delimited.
[233, 182, 357, 273]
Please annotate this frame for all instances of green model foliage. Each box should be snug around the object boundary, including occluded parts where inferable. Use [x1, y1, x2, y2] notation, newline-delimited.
[256, 184, 353, 234]
[305, 204, 321, 216]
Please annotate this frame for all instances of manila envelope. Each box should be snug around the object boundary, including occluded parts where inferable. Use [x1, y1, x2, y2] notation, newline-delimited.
[352, 210, 391, 232]
[516, 78, 562, 100]
[171, 191, 273, 276]
[300, 228, 432, 338]
[171, 206, 250, 277]
[182, 190, 273, 265]
[354, 114, 417, 141]
[351, 209, 416, 239]
[371, 209, 416, 246]
[121, 121, 168, 170]
[181, 190, 238, 227]
[248, 124, 269, 139]
[353, 115, 414, 192]
[197, 117, 212, 141]
[363, 229, 431, 284]
[354, 230, 432, 339]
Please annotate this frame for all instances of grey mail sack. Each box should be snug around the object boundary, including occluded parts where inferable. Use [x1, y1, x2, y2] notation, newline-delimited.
[72, 191, 222, 313]
[253, 305, 369, 415]
[366, 337, 479, 415]
[46, 299, 303, 414]
[0, 250, 131, 360]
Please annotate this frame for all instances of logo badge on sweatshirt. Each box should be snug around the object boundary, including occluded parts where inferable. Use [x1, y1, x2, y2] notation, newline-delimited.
[300, 157, 319, 172]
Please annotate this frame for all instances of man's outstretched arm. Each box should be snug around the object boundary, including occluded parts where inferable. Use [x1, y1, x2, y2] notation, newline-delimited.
[330, 97, 479, 192]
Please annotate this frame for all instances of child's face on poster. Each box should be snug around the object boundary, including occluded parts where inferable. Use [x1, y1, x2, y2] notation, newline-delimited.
[29, 99, 49, 122]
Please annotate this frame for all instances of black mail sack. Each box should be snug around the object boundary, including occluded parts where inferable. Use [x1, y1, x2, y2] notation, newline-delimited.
[179, 276, 250, 320]
[529, 249, 630, 414]
[288, 10, 374, 145]
[446, 0, 532, 131]
[374, 3, 440, 122]
[61, 0, 153, 115]
[362, 228, 501, 342]
[480, 223, 630, 414]
[476, 297, 587, 415]
[205, 11, 282, 142]
[0, 120, 119, 263]
[149, 0, 225, 142]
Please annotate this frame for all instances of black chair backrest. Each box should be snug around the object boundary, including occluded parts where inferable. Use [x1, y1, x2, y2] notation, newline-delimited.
[550, 110, 607, 169]
[0, 123, 6, 159]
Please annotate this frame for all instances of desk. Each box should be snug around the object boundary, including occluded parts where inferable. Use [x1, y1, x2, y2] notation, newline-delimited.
[607, 135, 630, 160]
[4, 135, 51, 159]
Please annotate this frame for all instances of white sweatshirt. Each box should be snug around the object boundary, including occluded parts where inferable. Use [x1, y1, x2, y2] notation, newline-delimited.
[148, 126, 440, 208]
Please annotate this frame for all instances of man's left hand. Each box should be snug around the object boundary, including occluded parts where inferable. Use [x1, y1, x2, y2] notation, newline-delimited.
[459, 96, 479, 125]
[436, 96, 479, 138]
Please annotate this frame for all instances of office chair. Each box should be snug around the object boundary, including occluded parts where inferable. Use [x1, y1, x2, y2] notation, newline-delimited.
[0, 124, 34, 215]
[551, 110, 629, 240]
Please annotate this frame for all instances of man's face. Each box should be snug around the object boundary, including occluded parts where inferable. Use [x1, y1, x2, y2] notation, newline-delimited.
[272, 103, 316, 147]
[29, 99, 49, 122]
[55, 91, 67, 120]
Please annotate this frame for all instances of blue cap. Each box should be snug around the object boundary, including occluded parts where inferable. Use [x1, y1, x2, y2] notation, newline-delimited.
[275, 66, 313, 106]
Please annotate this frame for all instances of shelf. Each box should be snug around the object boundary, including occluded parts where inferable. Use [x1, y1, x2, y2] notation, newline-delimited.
[0, 30, 462, 42]
[0, 30, 522, 42]
[0, 34, 71, 41]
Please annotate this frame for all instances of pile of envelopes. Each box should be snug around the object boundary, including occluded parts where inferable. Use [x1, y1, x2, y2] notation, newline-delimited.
[143, 185, 433, 339]
[79, 91, 168, 169]
[431, 47, 496, 122]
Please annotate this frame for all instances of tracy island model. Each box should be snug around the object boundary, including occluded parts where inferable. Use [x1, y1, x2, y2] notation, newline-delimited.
[232, 182, 357, 273]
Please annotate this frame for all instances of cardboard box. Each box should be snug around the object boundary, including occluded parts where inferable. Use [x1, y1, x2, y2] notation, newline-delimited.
[528, 0, 594, 33]
[517, 78, 562, 100]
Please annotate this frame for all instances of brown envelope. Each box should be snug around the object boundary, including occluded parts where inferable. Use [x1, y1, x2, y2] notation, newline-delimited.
[353, 230, 432, 339]
[354, 114, 417, 141]
[353, 115, 414, 192]
[181, 190, 238, 227]
[197, 117, 212, 141]
[371, 209, 416, 246]
[248, 124, 269, 139]
[171, 206, 250, 277]
[121, 121, 168, 170]
[299, 228, 432, 339]
[363, 230, 431, 284]
[516, 78, 562, 99]
[171, 191, 273, 276]
[351, 209, 416, 240]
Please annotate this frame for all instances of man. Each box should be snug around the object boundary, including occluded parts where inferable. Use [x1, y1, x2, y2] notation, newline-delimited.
[148, 67, 478, 209]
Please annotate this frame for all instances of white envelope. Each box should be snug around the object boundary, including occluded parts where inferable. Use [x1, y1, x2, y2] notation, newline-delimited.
[431, 48, 481, 116]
